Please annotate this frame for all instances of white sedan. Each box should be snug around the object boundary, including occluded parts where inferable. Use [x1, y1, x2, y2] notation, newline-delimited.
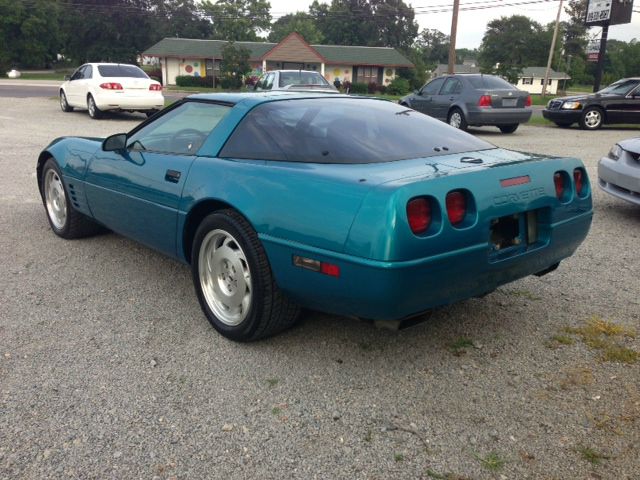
[59, 63, 164, 119]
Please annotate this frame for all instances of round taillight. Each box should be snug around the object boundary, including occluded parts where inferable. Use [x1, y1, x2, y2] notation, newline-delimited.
[573, 168, 584, 196]
[446, 191, 467, 225]
[407, 198, 431, 234]
[554, 172, 565, 199]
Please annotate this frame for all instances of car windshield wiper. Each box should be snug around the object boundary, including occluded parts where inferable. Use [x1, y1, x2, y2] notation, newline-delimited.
[395, 109, 413, 116]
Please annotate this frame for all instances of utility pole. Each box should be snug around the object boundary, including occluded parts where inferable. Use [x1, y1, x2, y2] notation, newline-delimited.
[448, 0, 460, 74]
[541, 0, 563, 97]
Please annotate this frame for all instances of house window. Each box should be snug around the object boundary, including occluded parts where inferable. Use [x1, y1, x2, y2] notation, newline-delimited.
[522, 77, 533, 85]
[540, 78, 552, 85]
[356, 66, 380, 84]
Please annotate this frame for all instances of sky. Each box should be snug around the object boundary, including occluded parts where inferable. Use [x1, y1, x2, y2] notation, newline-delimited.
[268, 0, 640, 49]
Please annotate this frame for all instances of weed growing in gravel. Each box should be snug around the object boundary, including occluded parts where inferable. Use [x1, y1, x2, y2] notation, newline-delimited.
[559, 367, 594, 390]
[576, 445, 610, 465]
[394, 453, 404, 462]
[363, 430, 373, 442]
[504, 289, 541, 301]
[474, 451, 506, 471]
[426, 469, 471, 480]
[266, 378, 279, 388]
[271, 406, 281, 415]
[560, 316, 638, 364]
[449, 337, 474, 356]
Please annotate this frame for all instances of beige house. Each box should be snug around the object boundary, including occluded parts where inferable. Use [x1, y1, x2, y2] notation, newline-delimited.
[516, 67, 571, 95]
[144, 32, 413, 86]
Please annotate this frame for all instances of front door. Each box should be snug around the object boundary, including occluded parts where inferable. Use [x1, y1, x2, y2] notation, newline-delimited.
[66, 65, 90, 106]
[412, 77, 445, 116]
[432, 77, 463, 120]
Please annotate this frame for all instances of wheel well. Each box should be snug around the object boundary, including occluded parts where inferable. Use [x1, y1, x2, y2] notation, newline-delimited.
[183, 199, 237, 263]
[36, 152, 54, 196]
[448, 106, 462, 117]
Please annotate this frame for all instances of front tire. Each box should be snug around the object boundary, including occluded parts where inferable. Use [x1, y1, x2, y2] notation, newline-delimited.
[579, 107, 603, 130]
[87, 94, 103, 119]
[60, 90, 73, 112]
[41, 159, 101, 239]
[447, 108, 468, 131]
[498, 124, 519, 134]
[191, 209, 299, 341]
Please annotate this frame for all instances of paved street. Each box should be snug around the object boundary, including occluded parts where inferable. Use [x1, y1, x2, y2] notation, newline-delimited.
[1, 96, 638, 479]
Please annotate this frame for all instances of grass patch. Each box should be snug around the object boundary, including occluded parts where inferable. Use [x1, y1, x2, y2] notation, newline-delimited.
[474, 451, 506, 471]
[527, 116, 554, 127]
[13, 72, 67, 81]
[266, 378, 279, 388]
[560, 316, 637, 364]
[449, 337, 474, 356]
[576, 445, 610, 465]
[426, 469, 471, 480]
[271, 406, 281, 415]
[552, 334, 575, 346]
[394, 453, 404, 462]
[529, 94, 554, 106]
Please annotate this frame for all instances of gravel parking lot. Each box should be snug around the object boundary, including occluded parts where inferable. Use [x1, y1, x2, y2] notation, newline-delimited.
[1, 97, 639, 479]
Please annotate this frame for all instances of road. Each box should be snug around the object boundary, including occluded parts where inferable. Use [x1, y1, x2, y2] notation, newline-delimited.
[1, 96, 638, 479]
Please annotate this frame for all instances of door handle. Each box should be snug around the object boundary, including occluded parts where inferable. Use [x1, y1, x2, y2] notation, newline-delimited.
[449, 97, 455, 101]
[165, 169, 181, 183]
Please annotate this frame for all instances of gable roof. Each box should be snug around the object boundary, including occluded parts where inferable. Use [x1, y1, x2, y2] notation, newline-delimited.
[144, 37, 413, 67]
[520, 67, 570, 80]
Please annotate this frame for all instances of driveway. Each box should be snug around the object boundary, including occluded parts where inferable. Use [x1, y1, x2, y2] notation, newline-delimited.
[1, 97, 638, 479]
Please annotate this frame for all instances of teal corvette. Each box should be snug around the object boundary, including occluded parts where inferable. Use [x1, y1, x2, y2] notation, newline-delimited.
[37, 92, 592, 341]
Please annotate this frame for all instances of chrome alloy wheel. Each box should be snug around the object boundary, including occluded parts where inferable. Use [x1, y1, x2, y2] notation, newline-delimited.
[60, 92, 68, 111]
[449, 111, 462, 128]
[584, 109, 602, 128]
[88, 96, 96, 117]
[198, 229, 252, 326]
[44, 169, 67, 230]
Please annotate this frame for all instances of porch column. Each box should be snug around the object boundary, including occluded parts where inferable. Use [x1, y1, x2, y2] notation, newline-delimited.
[320, 63, 325, 76]
[262, 59, 267, 72]
[162, 57, 168, 86]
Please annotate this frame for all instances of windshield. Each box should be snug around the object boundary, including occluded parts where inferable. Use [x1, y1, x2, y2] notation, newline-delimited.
[220, 98, 494, 164]
[98, 64, 148, 78]
[279, 71, 330, 87]
[597, 79, 640, 96]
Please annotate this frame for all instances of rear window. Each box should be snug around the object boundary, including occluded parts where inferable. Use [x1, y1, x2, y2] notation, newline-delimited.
[279, 72, 329, 87]
[467, 75, 516, 90]
[220, 98, 493, 164]
[98, 64, 148, 78]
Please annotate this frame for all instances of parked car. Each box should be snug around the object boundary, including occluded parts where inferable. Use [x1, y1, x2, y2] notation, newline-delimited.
[542, 78, 640, 130]
[59, 63, 164, 119]
[598, 137, 640, 205]
[254, 70, 337, 92]
[399, 74, 532, 133]
[37, 93, 592, 341]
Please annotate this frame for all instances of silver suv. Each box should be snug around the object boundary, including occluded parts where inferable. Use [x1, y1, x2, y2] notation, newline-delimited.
[254, 70, 337, 92]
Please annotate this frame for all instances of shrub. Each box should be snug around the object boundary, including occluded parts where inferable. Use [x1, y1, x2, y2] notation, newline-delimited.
[175, 75, 215, 88]
[219, 76, 242, 89]
[244, 75, 259, 87]
[386, 77, 410, 95]
[147, 68, 162, 85]
[342, 80, 351, 93]
[377, 84, 387, 95]
[367, 82, 378, 94]
[350, 82, 368, 94]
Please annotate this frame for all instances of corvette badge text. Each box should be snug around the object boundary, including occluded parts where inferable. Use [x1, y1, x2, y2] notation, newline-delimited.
[493, 187, 546, 206]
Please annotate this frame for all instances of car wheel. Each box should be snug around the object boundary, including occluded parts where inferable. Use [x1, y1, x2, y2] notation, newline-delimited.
[579, 107, 603, 130]
[87, 94, 103, 119]
[59, 91, 73, 112]
[41, 158, 102, 239]
[192, 209, 300, 341]
[447, 108, 468, 131]
[498, 124, 519, 134]
[554, 122, 572, 128]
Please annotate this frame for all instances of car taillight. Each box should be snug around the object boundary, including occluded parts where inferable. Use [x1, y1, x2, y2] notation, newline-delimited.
[100, 82, 123, 90]
[446, 191, 467, 225]
[525, 95, 532, 107]
[407, 198, 431, 234]
[149, 84, 162, 91]
[554, 172, 565, 199]
[478, 95, 492, 107]
[574, 168, 584, 196]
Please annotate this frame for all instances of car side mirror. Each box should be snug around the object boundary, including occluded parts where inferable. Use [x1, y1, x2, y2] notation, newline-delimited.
[64, 75, 71, 81]
[102, 133, 127, 152]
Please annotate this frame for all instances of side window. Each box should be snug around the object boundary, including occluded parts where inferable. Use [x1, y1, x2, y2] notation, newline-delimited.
[127, 102, 231, 155]
[441, 78, 462, 95]
[421, 78, 445, 95]
[70, 66, 85, 81]
[84, 65, 93, 79]
[264, 73, 275, 90]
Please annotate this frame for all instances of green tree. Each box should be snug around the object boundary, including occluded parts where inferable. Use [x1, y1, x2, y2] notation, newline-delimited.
[220, 42, 252, 88]
[398, 48, 426, 89]
[152, 0, 212, 39]
[414, 29, 449, 68]
[201, 0, 272, 41]
[370, 0, 418, 50]
[563, 0, 588, 59]
[268, 12, 324, 44]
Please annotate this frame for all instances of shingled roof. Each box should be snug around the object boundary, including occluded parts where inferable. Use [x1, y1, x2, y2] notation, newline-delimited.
[144, 37, 413, 67]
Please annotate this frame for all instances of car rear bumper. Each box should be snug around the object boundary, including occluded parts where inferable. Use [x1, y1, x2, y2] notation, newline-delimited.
[261, 210, 592, 320]
[598, 155, 640, 205]
[466, 108, 532, 126]
[542, 109, 581, 124]
[93, 91, 164, 111]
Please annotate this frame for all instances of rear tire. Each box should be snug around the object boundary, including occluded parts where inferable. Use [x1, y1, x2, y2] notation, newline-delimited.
[191, 209, 300, 341]
[447, 108, 468, 131]
[498, 124, 519, 134]
[579, 106, 603, 130]
[41, 158, 102, 239]
[87, 94, 103, 119]
[59, 91, 73, 112]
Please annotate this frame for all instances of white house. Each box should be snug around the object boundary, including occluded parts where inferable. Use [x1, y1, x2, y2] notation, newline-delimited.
[516, 67, 571, 95]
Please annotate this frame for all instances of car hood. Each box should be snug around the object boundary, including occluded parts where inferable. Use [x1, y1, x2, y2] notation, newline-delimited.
[552, 93, 619, 103]
[618, 137, 640, 153]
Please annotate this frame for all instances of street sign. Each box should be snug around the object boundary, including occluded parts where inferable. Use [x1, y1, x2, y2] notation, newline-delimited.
[587, 40, 600, 62]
